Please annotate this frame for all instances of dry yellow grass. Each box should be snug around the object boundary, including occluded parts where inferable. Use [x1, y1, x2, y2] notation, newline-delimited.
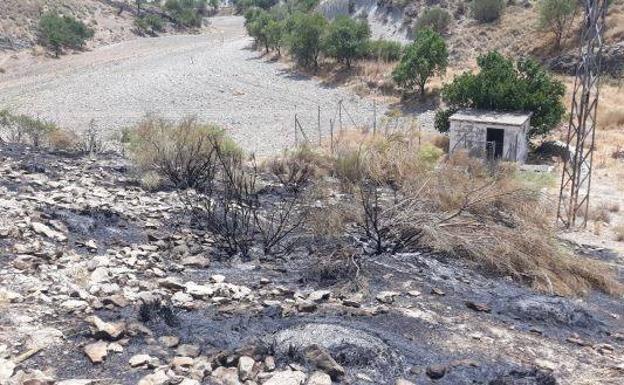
[280, 132, 622, 296]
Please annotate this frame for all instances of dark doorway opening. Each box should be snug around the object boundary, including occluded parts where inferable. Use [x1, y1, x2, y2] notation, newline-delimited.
[486, 128, 505, 159]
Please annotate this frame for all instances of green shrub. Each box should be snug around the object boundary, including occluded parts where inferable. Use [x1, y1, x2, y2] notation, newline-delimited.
[135, 14, 166, 35]
[285, 12, 327, 68]
[415, 7, 452, 34]
[470, 0, 505, 23]
[434, 108, 456, 133]
[440, 51, 566, 138]
[38, 12, 94, 56]
[164, 0, 207, 27]
[322, 16, 371, 68]
[365, 39, 403, 62]
[0, 110, 61, 148]
[392, 29, 448, 96]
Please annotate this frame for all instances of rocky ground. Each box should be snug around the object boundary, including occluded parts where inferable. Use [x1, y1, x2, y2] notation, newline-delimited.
[0, 143, 623, 385]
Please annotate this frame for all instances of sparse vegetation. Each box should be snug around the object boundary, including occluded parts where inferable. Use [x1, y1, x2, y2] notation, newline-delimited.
[415, 7, 452, 34]
[38, 12, 94, 56]
[164, 0, 208, 28]
[135, 14, 166, 35]
[392, 29, 448, 96]
[538, 0, 578, 49]
[470, 0, 506, 23]
[437, 51, 566, 138]
[126, 117, 241, 189]
[365, 39, 403, 62]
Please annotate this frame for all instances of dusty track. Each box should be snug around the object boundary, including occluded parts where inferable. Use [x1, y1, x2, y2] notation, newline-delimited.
[0, 16, 382, 155]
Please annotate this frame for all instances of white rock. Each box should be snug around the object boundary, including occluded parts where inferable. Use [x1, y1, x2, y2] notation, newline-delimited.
[84, 341, 108, 364]
[0, 358, 16, 383]
[137, 370, 170, 385]
[237, 356, 255, 381]
[264, 370, 306, 385]
[307, 372, 331, 385]
[31, 222, 67, 242]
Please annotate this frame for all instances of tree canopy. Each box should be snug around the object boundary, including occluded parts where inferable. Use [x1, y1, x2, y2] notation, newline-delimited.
[391, 29, 448, 96]
[438, 51, 566, 138]
[323, 16, 371, 68]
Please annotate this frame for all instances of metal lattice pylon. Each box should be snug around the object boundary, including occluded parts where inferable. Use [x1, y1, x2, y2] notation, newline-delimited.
[556, 0, 609, 229]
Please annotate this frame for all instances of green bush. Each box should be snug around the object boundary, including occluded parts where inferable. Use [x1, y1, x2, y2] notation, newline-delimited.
[415, 7, 452, 34]
[285, 12, 327, 68]
[0, 110, 60, 148]
[164, 0, 207, 27]
[392, 29, 448, 96]
[365, 39, 403, 62]
[470, 0, 505, 23]
[322, 16, 370, 68]
[38, 12, 94, 56]
[135, 14, 166, 35]
[246, 8, 274, 51]
[434, 108, 456, 133]
[440, 51, 566, 138]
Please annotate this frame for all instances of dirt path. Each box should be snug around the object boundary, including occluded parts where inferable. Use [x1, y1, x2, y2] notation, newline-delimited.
[0, 16, 382, 155]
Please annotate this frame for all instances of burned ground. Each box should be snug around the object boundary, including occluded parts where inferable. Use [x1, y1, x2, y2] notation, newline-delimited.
[0, 144, 622, 385]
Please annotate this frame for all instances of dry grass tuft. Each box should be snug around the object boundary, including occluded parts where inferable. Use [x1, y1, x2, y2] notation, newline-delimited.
[614, 225, 624, 242]
[291, 131, 623, 296]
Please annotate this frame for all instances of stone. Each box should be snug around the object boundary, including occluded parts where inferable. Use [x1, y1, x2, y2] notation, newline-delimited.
[179, 379, 200, 385]
[181, 255, 210, 268]
[211, 366, 242, 385]
[159, 277, 186, 291]
[376, 291, 400, 304]
[172, 291, 194, 306]
[307, 290, 331, 303]
[129, 354, 158, 368]
[31, 222, 67, 242]
[395, 379, 415, 385]
[465, 301, 491, 313]
[84, 341, 108, 364]
[431, 288, 445, 296]
[0, 358, 16, 383]
[306, 371, 331, 385]
[304, 344, 344, 380]
[158, 336, 180, 348]
[263, 371, 306, 385]
[185, 282, 214, 298]
[264, 356, 276, 371]
[176, 344, 201, 358]
[172, 356, 194, 368]
[296, 300, 317, 313]
[86, 316, 125, 341]
[238, 356, 255, 381]
[426, 364, 446, 379]
[137, 370, 170, 385]
[56, 380, 94, 385]
[211, 274, 226, 283]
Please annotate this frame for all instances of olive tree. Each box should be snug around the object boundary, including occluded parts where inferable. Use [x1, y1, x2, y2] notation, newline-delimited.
[538, 0, 578, 49]
[391, 29, 448, 96]
[322, 16, 370, 68]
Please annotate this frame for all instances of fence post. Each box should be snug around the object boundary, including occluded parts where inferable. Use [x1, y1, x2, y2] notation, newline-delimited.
[339, 100, 343, 133]
[318, 105, 322, 147]
[330, 118, 334, 154]
[373, 101, 377, 135]
[294, 114, 298, 146]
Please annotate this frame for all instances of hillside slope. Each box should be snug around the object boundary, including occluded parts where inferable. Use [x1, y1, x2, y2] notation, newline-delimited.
[0, 0, 136, 51]
[319, 0, 624, 74]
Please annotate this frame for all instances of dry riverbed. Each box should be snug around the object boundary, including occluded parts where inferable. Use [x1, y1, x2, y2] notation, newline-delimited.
[0, 16, 384, 156]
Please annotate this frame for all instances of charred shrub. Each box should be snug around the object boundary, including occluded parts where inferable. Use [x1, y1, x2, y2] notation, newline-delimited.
[127, 116, 242, 189]
[138, 300, 180, 327]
